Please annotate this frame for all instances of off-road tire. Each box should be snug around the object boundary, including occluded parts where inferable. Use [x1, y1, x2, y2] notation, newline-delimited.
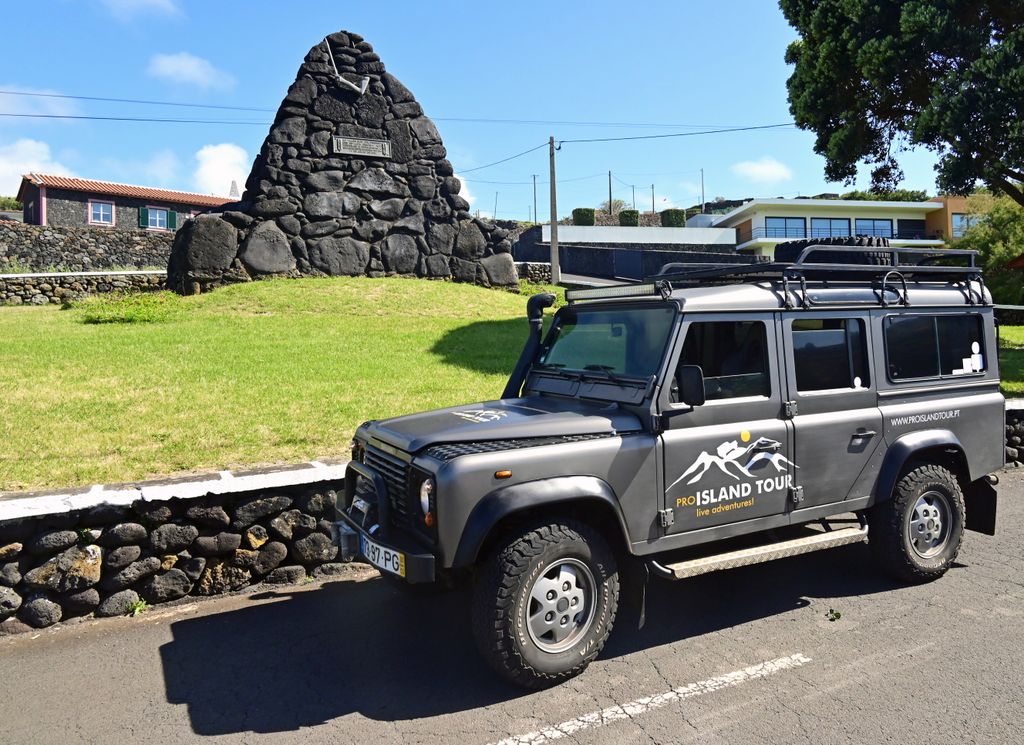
[868, 464, 965, 583]
[471, 521, 619, 689]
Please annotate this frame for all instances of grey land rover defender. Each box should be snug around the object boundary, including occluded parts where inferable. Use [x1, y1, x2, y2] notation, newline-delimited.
[333, 244, 1002, 688]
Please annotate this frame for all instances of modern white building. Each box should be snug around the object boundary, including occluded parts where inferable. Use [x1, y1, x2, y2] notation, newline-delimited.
[701, 196, 971, 258]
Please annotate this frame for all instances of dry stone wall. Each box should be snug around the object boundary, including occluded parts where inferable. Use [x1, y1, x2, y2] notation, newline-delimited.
[167, 29, 517, 294]
[0, 483, 349, 632]
[0, 271, 165, 305]
[0, 221, 172, 272]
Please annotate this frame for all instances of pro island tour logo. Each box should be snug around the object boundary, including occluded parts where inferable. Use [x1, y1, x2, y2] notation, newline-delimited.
[669, 430, 798, 519]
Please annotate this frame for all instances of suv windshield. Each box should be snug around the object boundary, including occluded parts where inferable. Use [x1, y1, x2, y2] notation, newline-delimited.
[538, 305, 676, 379]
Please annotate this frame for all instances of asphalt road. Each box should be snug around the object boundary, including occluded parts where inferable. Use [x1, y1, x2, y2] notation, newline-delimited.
[3, 472, 1024, 745]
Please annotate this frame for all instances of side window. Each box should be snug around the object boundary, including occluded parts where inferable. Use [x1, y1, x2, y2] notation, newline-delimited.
[791, 318, 869, 392]
[679, 320, 770, 400]
[885, 314, 985, 381]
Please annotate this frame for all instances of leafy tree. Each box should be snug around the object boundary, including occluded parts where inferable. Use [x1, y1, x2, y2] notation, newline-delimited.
[781, 1, 1024, 206]
[839, 189, 930, 202]
[0, 196, 21, 210]
[598, 198, 629, 215]
[955, 194, 1024, 304]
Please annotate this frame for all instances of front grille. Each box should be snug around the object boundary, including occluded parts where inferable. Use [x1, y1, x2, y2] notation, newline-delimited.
[364, 445, 412, 529]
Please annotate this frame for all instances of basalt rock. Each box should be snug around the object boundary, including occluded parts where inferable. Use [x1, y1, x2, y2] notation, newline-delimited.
[166, 29, 516, 293]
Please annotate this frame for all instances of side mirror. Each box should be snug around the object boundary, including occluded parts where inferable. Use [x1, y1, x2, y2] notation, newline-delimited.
[677, 365, 706, 407]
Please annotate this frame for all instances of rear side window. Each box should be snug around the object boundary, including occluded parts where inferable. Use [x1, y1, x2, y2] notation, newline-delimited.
[792, 318, 869, 392]
[680, 320, 770, 400]
[885, 314, 985, 381]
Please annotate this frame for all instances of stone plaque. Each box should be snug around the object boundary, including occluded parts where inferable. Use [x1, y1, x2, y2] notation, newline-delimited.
[332, 136, 392, 159]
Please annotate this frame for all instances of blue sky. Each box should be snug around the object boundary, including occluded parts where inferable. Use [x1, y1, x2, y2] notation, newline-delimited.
[0, 0, 941, 218]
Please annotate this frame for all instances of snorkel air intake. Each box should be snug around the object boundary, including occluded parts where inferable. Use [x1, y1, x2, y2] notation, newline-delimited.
[502, 292, 556, 398]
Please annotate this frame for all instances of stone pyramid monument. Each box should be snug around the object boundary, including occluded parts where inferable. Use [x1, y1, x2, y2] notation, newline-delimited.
[167, 30, 517, 294]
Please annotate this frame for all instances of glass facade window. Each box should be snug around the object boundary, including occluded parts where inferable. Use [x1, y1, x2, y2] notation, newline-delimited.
[952, 213, 980, 238]
[809, 218, 850, 238]
[854, 218, 893, 238]
[765, 216, 806, 238]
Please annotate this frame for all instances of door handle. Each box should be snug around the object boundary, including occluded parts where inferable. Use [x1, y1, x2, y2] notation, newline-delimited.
[752, 441, 781, 452]
[851, 430, 877, 439]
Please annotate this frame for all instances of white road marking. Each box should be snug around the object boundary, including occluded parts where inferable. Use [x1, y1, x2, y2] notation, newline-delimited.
[492, 653, 812, 745]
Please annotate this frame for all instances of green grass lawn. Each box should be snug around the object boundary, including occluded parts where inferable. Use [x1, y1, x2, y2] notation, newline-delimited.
[0, 279, 1017, 493]
[0, 278, 562, 492]
[999, 325, 1024, 398]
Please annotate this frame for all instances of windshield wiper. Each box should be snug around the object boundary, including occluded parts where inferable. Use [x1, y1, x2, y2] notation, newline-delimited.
[582, 364, 632, 386]
[532, 362, 582, 381]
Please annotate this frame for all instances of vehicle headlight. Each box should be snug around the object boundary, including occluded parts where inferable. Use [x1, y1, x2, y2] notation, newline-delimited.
[419, 477, 435, 516]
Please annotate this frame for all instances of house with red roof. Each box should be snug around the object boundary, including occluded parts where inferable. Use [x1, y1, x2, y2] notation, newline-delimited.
[16, 173, 232, 232]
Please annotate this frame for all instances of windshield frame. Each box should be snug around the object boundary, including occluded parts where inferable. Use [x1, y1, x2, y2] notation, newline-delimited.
[528, 300, 680, 402]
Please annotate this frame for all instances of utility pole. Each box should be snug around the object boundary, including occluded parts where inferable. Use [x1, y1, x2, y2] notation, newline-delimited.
[549, 136, 560, 283]
[608, 171, 613, 215]
[632, 184, 636, 210]
[493, 192, 498, 220]
[532, 174, 538, 226]
[651, 184, 655, 216]
[700, 168, 705, 213]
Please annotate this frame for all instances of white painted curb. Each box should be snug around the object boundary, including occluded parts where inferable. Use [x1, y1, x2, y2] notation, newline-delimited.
[0, 461, 348, 522]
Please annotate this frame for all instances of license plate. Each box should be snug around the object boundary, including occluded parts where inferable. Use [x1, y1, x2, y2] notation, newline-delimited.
[360, 534, 406, 577]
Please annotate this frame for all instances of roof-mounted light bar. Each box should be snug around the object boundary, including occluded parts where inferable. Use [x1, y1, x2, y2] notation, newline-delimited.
[565, 283, 660, 302]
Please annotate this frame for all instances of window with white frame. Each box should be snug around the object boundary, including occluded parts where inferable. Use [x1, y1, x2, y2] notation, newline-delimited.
[89, 200, 114, 226]
[148, 208, 168, 230]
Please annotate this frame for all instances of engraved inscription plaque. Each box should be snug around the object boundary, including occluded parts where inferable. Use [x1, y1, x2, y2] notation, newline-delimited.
[332, 136, 392, 159]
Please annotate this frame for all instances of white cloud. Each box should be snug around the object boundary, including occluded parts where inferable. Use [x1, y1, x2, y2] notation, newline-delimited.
[193, 143, 249, 196]
[0, 139, 75, 195]
[99, 149, 181, 188]
[0, 84, 79, 121]
[731, 156, 793, 184]
[101, 0, 180, 20]
[147, 52, 234, 91]
[455, 173, 476, 207]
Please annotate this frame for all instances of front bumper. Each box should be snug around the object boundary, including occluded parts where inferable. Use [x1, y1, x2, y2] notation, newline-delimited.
[331, 513, 437, 583]
[331, 460, 437, 584]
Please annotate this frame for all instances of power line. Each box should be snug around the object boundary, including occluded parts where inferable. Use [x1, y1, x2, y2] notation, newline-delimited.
[460, 173, 604, 185]
[0, 89, 275, 113]
[559, 123, 795, 145]
[457, 142, 548, 174]
[0, 92, 792, 130]
[0, 113, 269, 125]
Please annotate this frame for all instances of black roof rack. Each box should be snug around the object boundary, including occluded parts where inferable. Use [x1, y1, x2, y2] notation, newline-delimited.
[648, 245, 981, 285]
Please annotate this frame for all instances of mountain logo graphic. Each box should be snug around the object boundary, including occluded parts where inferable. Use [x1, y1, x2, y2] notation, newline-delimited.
[669, 433, 799, 490]
[452, 409, 509, 424]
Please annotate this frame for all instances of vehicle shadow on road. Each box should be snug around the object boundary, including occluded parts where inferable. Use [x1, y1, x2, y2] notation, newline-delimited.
[158, 543, 912, 736]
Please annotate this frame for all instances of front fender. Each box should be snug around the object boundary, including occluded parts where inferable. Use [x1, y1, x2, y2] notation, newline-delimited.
[874, 429, 967, 504]
[450, 475, 629, 568]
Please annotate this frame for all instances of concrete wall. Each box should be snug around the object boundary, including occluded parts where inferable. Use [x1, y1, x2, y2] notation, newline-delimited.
[0, 221, 173, 272]
[541, 224, 736, 246]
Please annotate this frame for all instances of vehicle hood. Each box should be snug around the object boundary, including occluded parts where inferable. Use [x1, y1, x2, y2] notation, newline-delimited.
[362, 397, 642, 453]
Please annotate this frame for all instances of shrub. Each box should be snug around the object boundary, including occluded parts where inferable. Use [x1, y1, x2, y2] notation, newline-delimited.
[0, 196, 21, 211]
[619, 210, 639, 227]
[572, 208, 596, 226]
[660, 209, 688, 228]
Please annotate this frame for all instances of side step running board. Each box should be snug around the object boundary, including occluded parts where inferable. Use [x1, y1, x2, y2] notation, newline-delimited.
[650, 525, 868, 580]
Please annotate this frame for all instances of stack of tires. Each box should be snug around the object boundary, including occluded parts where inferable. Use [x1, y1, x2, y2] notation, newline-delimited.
[773, 235, 893, 266]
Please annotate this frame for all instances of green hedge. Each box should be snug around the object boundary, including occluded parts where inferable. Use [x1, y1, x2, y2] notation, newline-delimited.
[618, 210, 639, 227]
[572, 208, 596, 226]
[659, 209, 687, 227]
